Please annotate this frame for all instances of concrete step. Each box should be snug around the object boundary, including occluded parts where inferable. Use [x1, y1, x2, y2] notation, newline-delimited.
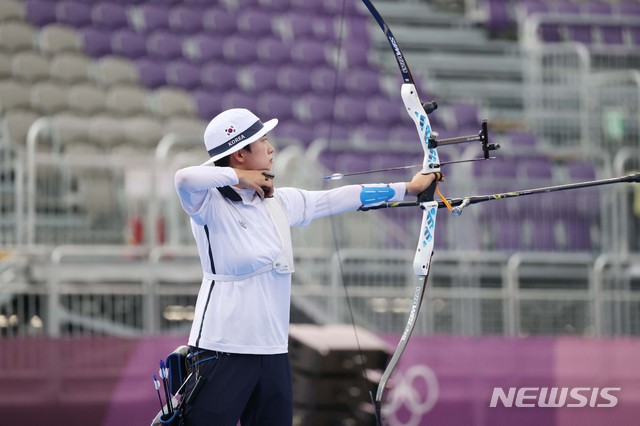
[377, 51, 524, 81]
[370, 24, 518, 54]
[371, 0, 467, 27]
[428, 78, 525, 107]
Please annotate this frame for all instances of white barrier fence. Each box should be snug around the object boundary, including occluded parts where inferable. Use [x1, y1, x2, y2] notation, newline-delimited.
[2, 246, 640, 338]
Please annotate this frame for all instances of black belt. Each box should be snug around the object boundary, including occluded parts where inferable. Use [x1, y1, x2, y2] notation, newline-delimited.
[187, 346, 230, 368]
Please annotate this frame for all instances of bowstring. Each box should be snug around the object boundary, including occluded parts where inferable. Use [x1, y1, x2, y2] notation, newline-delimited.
[323, 0, 378, 413]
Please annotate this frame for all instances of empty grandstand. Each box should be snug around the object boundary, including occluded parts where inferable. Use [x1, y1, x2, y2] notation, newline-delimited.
[1, 0, 639, 425]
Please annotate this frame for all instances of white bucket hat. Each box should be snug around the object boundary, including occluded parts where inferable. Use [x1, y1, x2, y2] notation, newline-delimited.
[202, 108, 278, 165]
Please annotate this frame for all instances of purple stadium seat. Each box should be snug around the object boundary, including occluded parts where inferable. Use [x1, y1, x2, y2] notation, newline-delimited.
[617, 1, 640, 16]
[510, 182, 546, 213]
[335, 151, 373, 174]
[318, 146, 344, 173]
[484, 0, 513, 32]
[257, 37, 291, 64]
[183, 33, 224, 64]
[582, 1, 612, 15]
[449, 102, 480, 129]
[315, 16, 338, 41]
[169, 5, 205, 34]
[153, 0, 182, 5]
[344, 68, 381, 95]
[201, 62, 237, 90]
[221, 0, 260, 9]
[274, 12, 316, 41]
[324, 0, 362, 16]
[564, 217, 593, 251]
[366, 96, 402, 126]
[579, 189, 600, 218]
[336, 44, 371, 69]
[474, 157, 517, 179]
[289, 0, 327, 15]
[565, 161, 596, 181]
[276, 65, 313, 94]
[191, 88, 223, 121]
[135, 58, 166, 88]
[530, 218, 558, 251]
[334, 94, 367, 125]
[92, 3, 128, 30]
[237, 9, 274, 37]
[290, 39, 329, 68]
[475, 186, 510, 220]
[599, 25, 624, 44]
[630, 26, 640, 45]
[237, 65, 279, 93]
[273, 120, 314, 146]
[352, 123, 390, 143]
[256, 92, 294, 121]
[111, 29, 147, 59]
[518, 157, 554, 180]
[223, 36, 259, 64]
[221, 90, 258, 112]
[551, 161, 598, 219]
[294, 94, 334, 123]
[128, 4, 170, 34]
[80, 27, 112, 57]
[24, 0, 57, 27]
[318, 149, 340, 172]
[388, 124, 425, 146]
[493, 219, 522, 251]
[554, 1, 580, 14]
[258, 0, 290, 11]
[314, 122, 350, 142]
[539, 23, 563, 42]
[147, 30, 183, 60]
[567, 24, 594, 44]
[166, 60, 202, 90]
[310, 66, 346, 93]
[504, 130, 538, 154]
[517, 1, 549, 19]
[56, 1, 92, 27]
[344, 17, 371, 44]
[202, 8, 237, 35]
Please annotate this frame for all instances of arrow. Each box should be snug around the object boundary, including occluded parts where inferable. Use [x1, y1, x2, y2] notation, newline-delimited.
[324, 157, 496, 180]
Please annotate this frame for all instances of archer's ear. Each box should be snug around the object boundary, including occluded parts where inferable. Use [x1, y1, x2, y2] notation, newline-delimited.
[230, 150, 245, 166]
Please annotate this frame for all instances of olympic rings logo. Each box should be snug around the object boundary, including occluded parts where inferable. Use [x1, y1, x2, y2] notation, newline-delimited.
[383, 364, 439, 426]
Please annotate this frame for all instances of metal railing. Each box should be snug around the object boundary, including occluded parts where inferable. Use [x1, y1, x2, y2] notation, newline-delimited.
[3, 245, 640, 338]
[520, 13, 640, 153]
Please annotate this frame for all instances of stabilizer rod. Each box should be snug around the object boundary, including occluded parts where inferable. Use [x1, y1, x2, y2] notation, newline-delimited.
[359, 172, 640, 213]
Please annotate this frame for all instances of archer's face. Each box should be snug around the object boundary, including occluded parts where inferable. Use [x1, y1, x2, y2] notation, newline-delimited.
[241, 136, 275, 171]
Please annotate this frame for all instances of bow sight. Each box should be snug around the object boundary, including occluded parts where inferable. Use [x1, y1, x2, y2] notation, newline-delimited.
[323, 120, 498, 180]
[427, 120, 499, 161]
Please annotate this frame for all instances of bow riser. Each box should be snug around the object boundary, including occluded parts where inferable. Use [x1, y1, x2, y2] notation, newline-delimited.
[401, 84, 440, 174]
[400, 84, 440, 277]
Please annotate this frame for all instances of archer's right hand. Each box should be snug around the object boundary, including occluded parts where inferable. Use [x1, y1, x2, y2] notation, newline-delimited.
[234, 169, 274, 199]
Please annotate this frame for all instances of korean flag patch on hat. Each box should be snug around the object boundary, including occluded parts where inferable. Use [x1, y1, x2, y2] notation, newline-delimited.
[202, 108, 278, 165]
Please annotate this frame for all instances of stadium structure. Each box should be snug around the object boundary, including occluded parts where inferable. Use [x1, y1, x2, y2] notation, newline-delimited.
[1, 0, 639, 425]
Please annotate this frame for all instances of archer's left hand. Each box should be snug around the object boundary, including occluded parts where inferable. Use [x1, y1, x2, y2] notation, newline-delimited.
[405, 172, 441, 196]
